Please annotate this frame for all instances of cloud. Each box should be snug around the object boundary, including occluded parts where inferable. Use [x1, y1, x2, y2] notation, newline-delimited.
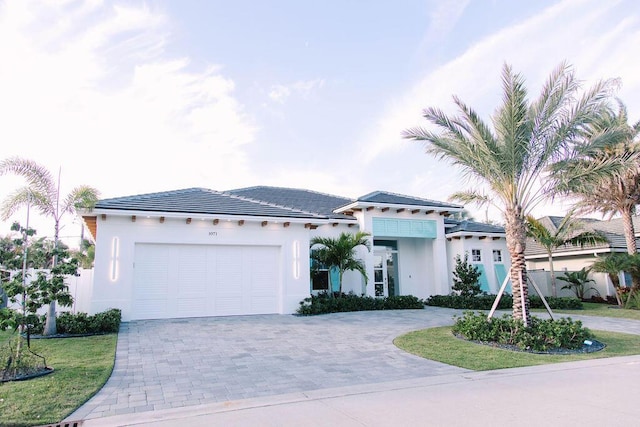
[268, 78, 325, 103]
[0, 0, 257, 241]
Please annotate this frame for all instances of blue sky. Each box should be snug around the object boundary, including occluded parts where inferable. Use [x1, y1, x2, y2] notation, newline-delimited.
[0, 0, 638, 243]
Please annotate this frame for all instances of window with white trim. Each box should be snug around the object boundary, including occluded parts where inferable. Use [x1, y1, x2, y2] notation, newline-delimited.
[471, 249, 482, 263]
[492, 249, 502, 263]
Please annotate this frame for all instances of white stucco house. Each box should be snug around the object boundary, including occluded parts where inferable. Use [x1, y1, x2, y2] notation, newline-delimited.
[81, 186, 510, 321]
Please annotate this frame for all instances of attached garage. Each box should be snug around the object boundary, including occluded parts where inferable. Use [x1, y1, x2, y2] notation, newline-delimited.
[132, 243, 280, 320]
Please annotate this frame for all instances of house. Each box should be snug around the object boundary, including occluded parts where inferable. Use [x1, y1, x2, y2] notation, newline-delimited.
[81, 186, 510, 321]
[525, 215, 640, 298]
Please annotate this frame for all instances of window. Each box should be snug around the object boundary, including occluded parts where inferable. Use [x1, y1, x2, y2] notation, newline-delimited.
[471, 249, 482, 263]
[310, 250, 329, 291]
[311, 270, 329, 291]
[492, 249, 502, 263]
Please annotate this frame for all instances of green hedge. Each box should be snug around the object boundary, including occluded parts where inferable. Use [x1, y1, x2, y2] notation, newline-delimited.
[425, 294, 583, 310]
[297, 293, 424, 315]
[25, 308, 121, 335]
[452, 311, 593, 351]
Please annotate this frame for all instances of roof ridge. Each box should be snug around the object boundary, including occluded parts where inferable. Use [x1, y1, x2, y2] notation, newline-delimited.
[358, 189, 463, 208]
[229, 185, 352, 202]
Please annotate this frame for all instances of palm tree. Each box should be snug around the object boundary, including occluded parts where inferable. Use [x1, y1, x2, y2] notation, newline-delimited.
[553, 100, 640, 254]
[0, 157, 99, 335]
[591, 253, 630, 306]
[553, 100, 640, 300]
[526, 214, 607, 297]
[403, 63, 616, 325]
[310, 231, 371, 295]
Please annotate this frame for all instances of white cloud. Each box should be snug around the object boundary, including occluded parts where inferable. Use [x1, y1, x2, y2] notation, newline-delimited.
[0, 0, 257, 242]
[268, 78, 325, 103]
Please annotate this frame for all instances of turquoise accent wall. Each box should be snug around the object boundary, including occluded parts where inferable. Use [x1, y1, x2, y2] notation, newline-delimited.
[329, 266, 340, 292]
[372, 218, 437, 238]
[476, 264, 490, 292]
[494, 264, 511, 294]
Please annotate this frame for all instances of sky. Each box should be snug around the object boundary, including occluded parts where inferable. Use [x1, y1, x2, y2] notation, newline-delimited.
[0, 0, 638, 246]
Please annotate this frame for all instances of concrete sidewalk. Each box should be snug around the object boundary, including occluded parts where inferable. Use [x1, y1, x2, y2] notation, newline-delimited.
[82, 354, 640, 426]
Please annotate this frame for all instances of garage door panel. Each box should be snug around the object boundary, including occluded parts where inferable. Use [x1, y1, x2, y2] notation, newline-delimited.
[133, 243, 279, 320]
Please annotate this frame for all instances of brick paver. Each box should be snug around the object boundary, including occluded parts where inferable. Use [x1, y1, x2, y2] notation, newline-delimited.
[67, 306, 640, 421]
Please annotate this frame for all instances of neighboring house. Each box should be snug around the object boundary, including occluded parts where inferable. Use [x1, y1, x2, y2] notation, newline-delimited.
[525, 215, 640, 297]
[81, 186, 511, 321]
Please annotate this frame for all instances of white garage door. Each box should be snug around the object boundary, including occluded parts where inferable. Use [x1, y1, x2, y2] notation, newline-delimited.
[132, 243, 280, 320]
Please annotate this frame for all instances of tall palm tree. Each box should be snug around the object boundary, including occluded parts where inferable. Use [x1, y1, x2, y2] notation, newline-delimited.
[310, 231, 371, 295]
[552, 100, 640, 296]
[0, 157, 99, 335]
[553, 99, 640, 254]
[526, 214, 607, 297]
[403, 63, 616, 325]
[591, 252, 630, 306]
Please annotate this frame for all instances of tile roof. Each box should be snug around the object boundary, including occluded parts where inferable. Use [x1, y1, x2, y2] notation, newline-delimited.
[446, 220, 505, 235]
[525, 215, 640, 257]
[95, 188, 325, 219]
[227, 186, 354, 220]
[353, 191, 463, 209]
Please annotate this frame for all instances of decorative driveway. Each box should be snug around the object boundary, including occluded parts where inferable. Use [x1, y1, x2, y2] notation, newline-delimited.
[68, 307, 467, 420]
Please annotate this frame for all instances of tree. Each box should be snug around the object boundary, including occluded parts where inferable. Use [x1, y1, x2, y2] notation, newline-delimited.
[70, 238, 95, 269]
[553, 100, 640, 253]
[0, 157, 99, 335]
[403, 63, 616, 325]
[591, 252, 630, 306]
[557, 267, 597, 300]
[526, 214, 607, 297]
[310, 231, 371, 295]
[451, 254, 482, 297]
[553, 100, 640, 302]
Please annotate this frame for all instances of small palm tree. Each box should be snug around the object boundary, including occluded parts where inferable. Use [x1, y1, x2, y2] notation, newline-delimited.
[526, 214, 607, 297]
[558, 267, 597, 300]
[591, 253, 630, 306]
[403, 63, 616, 325]
[310, 231, 371, 295]
[0, 157, 99, 335]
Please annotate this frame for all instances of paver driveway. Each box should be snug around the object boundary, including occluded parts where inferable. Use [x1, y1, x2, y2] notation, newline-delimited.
[69, 307, 467, 420]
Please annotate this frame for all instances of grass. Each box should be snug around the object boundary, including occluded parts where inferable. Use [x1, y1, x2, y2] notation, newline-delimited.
[394, 326, 640, 371]
[543, 302, 640, 321]
[0, 331, 117, 427]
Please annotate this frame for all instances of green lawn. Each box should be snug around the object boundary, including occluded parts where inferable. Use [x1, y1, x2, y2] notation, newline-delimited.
[544, 302, 640, 321]
[395, 326, 640, 371]
[0, 331, 117, 427]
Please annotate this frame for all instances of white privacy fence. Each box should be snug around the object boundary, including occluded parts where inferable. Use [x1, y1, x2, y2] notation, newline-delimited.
[1, 268, 94, 315]
[527, 270, 615, 299]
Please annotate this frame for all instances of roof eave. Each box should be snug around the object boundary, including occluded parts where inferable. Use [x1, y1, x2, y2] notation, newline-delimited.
[89, 208, 328, 224]
[334, 201, 462, 214]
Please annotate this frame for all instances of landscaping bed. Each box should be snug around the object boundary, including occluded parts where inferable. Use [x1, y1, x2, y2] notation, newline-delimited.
[297, 293, 424, 315]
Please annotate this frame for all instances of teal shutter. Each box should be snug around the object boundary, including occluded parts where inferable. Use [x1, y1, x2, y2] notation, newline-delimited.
[494, 264, 511, 294]
[476, 264, 490, 293]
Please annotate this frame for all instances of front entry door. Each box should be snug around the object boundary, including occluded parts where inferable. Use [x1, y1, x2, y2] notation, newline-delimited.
[373, 249, 399, 297]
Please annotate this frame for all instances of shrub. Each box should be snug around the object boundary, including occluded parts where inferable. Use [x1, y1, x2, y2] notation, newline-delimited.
[55, 308, 121, 335]
[297, 292, 423, 315]
[451, 254, 482, 297]
[426, 294, 513, 310]
[452, 311, 594, 352]
[426, 294, 583, 310]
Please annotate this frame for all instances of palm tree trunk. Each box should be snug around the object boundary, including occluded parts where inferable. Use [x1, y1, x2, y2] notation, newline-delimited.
[43, 218, 60, 336]
[547, 251, 557, 297]
[505, 208, 531, 325]
[621, 207, 637, 255]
